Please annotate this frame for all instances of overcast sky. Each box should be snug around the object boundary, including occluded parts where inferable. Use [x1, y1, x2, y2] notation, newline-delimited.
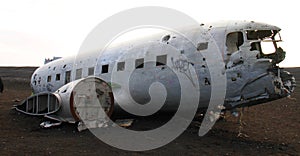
[0, 0, 299, 67]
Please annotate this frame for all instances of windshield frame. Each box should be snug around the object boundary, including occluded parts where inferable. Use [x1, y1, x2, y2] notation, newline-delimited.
[247, 30, 282, 55]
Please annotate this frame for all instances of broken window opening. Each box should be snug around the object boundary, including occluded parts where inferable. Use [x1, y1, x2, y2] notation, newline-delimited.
[261, 41, 277, 55]
[75, 68, 82, 80]
[101, 64, 109, 73]
[47, 76, 51, 82]
[248, 30, 286, 63]
[247, 30, 283, 55]
[250, 42, 262, 51]
[247, 30, 275, 40]
[226, 32, 244, 54]
[117, 62, 125, 71]
[65, 71, 71, 84]
[56, 74, 61, 81]
[156, 55, 167, 66]
[88, 67, 94, 76]
[135, 58, 144, 69]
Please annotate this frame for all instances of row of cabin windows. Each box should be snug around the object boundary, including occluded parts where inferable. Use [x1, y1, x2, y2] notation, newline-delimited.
[46, 55, 167, 83]
[102, 54, 167, 74]
[46, 67, 95, 83]
[75, 67, 95, 80]
[47, 74, 61, 82]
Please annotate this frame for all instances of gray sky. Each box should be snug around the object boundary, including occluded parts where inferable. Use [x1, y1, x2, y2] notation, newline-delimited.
[0, 0, 299, 67]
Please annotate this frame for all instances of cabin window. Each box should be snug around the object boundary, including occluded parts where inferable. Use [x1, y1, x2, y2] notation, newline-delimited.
[75, 68, 82, 80]
[117, 62, 125, 71]
[88, 67, 94, 76]
[65, 71, 71, 84]
[135, 58, 144, 69]
[56, 74, 61, 81]
[226, 32, 244, 54]
[156, 55, 167, 66]
[47, 76, 51, 82]
[101, 64, 109, 74]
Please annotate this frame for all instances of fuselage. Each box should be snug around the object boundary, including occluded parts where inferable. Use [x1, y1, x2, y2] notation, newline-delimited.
[27, 21, 295, 121]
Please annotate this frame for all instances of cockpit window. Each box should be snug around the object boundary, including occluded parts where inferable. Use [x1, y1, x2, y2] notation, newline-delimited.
[260, 40, 277, 54]
[248, 30, 285, 64]
[248, 30, 282, 54]
[226, 32, 244, 54]
[247, 30, 274, 40]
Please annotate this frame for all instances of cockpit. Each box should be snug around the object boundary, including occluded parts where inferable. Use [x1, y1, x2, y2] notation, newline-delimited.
[225, 27, 285, 65]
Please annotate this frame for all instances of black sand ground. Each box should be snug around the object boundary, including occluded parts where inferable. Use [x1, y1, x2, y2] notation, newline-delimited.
[0, 67, 299, 155]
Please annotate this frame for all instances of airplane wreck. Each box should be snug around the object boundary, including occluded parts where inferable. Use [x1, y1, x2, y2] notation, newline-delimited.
[14, 21, 295, 131]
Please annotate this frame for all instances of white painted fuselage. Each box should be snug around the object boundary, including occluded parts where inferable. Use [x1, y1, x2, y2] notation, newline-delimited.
[17, 21, 295, 124]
